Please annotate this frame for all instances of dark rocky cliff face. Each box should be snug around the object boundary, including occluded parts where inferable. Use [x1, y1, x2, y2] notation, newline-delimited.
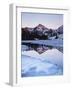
[21, 24, 63, 40]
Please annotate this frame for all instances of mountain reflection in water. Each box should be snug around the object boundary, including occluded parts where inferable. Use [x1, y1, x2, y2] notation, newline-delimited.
[21, 44, 63, 54]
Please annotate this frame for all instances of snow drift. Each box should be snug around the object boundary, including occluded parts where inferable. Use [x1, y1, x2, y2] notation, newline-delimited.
[21, 49, 63, 77]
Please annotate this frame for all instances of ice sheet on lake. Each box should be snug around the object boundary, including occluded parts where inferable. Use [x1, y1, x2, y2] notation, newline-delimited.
[22, 39, 63, 47]
[21, 49, 63, 77]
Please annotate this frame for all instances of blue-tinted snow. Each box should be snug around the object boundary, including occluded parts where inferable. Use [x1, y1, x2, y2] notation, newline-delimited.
[21, 49, 63, 77]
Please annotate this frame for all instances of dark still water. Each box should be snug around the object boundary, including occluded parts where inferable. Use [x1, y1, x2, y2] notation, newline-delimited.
[21, 43, 63, 54]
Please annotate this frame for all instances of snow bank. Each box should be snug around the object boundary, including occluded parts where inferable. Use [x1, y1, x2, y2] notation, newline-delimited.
[21, 49, 63, 77]
[21, 55, 62, 77]
[22, 50, 40, 59]
[22, 49, 63, 67]
[41, 49, 63, 67]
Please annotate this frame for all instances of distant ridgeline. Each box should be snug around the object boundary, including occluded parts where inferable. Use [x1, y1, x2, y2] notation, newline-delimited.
[21, 24, 63, 40]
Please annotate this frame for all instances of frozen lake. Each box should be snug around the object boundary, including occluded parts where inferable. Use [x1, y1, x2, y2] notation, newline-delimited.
[22, 39, 63, 47]
[21, 48, 63, 77]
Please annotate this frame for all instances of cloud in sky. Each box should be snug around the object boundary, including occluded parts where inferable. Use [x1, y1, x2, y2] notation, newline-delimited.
[21, 12, 63, 29]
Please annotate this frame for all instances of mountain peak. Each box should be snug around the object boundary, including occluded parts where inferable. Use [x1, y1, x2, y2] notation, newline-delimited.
[35, 24, 49, 31]
[37, 24, 46, 28]
[38, 24, 44, 26]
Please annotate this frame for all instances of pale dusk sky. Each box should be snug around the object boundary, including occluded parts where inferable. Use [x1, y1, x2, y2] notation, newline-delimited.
[21, 12, 63, 29]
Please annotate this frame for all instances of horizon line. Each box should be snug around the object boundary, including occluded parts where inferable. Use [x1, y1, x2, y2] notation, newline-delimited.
[21, 24, 63, 30]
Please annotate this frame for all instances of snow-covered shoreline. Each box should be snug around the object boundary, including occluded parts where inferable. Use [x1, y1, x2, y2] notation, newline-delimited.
[21, 49, 63, 77]
[22, 39, 63, 47]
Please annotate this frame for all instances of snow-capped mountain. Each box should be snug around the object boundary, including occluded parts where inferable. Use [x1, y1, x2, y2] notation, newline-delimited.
[34, 24, 49, 32]
[33, 24, 50, 37]
[21, 24, 63, 40]
[56, 25, 63, 34]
